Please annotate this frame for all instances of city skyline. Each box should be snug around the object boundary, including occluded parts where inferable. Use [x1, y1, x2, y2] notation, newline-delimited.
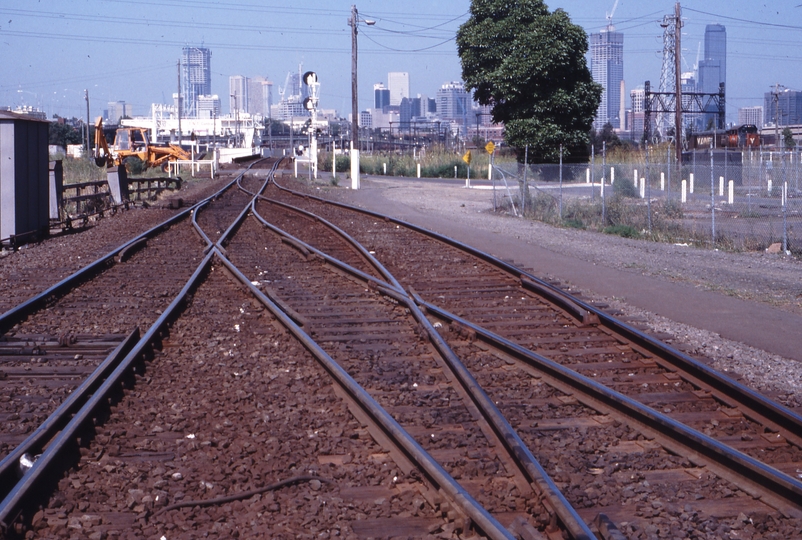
[1, 1, 801, 126]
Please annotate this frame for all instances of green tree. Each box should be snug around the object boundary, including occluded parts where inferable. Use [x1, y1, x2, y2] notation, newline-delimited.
[589, 122, 624, 152]
[457, 0, 601, 163]
[48, 116, 84, 148]
[782, 127, 796, 149]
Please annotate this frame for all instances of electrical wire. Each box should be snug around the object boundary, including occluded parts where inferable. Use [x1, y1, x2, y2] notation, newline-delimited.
[683, 7, 802, 31]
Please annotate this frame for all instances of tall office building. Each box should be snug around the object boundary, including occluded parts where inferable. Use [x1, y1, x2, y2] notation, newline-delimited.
[182, 46, 212, 118]
[229, 75, 249, 114]
[764, 90, 802, 126]
[105, 101, 130, 124]
[738, 106, 763, 127]
[590, 25, 624, 130]
[436, 81, 469, 125]
[197, 95, 221, 119]
[374, 83, 390, 110]
[697, 24, 726, 129]
[248, 77, 272, 116]
[387, 72, 410, 107]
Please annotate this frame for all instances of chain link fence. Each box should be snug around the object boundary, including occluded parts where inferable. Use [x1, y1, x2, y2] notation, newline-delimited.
[492, 149, 801, 255]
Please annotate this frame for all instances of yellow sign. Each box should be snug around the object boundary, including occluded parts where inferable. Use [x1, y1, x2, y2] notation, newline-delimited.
[485, 141, 496, 154]
[462, 150, 472, 165]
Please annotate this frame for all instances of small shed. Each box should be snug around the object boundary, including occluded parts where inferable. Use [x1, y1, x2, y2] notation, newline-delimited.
[0, 111, 50, 244]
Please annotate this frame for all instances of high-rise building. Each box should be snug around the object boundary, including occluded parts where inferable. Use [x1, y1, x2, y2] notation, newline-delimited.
[590, 25, 624, 130]
[105, 101, 130, 124]
[738, 106, 763, 127]
[387, 72, 409, 107]
[182, 46, 212, 118]
[764, 90, 802, 126]
[197, 95, 221, 119]
[247, 77, 273, 116]
[698, 24, 726, 128]
[229, 75, 249, 114]
[374, 83, 390, 110]
[628, 86, 645, 140]
[436, 81, 469, 125]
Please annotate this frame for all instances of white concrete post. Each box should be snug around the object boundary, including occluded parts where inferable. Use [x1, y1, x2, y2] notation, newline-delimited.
[610, 167, 615, 184]
[417, 163, 421, 178]
[350, 144, 360, 189]
[383, 162, 386, 175]
[660, 172, 665, 191]
[681, 179, 687, 203]
[768, 179, 773, 195]
[728, 180, 734, 204]
[640, 178, 645, 198]
[719, 176, 724, 196]
[690, 173, 694, 193]
[332, 153, 336, 180]
[633, 169, 638, 186]
[586, 168, 590, 184]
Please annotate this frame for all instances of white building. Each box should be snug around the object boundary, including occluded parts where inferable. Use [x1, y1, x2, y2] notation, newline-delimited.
[590, 25, 624, 129]
[387, 72, 410, 107]
[738, 106, 763, 127]
[229, 75, 249, 114]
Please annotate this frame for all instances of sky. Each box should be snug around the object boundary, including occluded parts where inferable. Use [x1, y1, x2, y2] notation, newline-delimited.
[1, 0, 801, 125]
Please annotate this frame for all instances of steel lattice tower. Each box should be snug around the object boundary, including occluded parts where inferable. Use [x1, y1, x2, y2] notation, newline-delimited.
[656, 14, 676, 139]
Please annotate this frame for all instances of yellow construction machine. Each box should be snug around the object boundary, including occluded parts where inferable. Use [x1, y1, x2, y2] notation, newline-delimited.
[93, 117, 190, 171]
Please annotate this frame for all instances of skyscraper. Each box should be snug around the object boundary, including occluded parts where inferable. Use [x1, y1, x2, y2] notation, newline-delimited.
[182, 46, 212, 118]
[387, 72, 409, 107]
[698, 24, 726, 129]
[590, 25, 624, 130]
[374, 83, 390, 110]
[436, 81, 469, 125]
[229, 75, 249, 114]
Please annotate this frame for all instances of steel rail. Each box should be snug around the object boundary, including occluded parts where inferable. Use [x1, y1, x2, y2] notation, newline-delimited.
[270, 180, 802, 444]
[189, 158, 276, 251]
[0, 164, 270, 535]
[253, 195, 401, 290]
[242, 206, 595, 540]
[0, 251, 216, 535]
[411, 293, 802, 518]
[0, 330, 140, 498]
[214, 252, 516, 540]
[0, 174, 243, 338]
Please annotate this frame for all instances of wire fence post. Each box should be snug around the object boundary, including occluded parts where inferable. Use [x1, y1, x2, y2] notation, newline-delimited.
[646, 143, 652, 233]
[591, 144, 595, 201]
[602, 141, 606, 225]
[559, 144, 563, 220]
[710, 141, 716, 246]
[522, 145, 529, 216]
[666, 141, 668, 201]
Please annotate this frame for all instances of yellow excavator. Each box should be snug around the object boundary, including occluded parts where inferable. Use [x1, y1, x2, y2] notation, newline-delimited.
[93, 117, 190, 171]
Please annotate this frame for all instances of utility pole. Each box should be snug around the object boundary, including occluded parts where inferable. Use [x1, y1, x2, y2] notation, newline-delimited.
[177, 60, 182, 146]
[349, 5, 360, 189]
[773, 83, 784, 151]
[674, 2, 682, 165]
[348, 5, 374, 190]
[84, 89, 90, 159]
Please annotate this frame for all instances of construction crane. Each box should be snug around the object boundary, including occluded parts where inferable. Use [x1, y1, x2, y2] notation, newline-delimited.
[606, 0, 619, 30]
[93, 117, 190, 172]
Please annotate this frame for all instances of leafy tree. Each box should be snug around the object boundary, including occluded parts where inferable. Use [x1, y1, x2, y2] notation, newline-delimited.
[49, 116, 84, 148]
[589, 122, 624, 152]
[457, 0, 601, 163]
[782, 127, 796, 149]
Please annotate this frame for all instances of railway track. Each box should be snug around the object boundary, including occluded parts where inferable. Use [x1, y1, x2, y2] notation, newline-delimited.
[2, 161, 801, 539]
[246, 178, 802, 537]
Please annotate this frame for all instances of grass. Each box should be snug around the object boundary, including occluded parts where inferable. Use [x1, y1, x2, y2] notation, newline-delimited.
[320, 150, 491, 179]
